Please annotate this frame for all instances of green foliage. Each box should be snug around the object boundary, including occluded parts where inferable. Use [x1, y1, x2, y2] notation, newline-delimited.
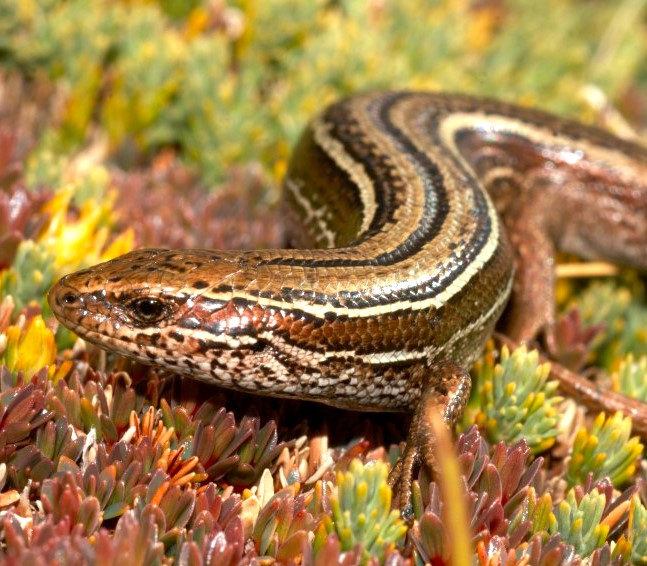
[628, 495, 647, 563]
[24, 145, 68, 190]
[553, 486, 609, 556]
[612, 354, 647, 402]
[1, 0, 647, 562]
[574, 280, 647, 372]
[0, 240, 56, 312]
[520, 487, 557, 537]
[2, 0, 645, 184]
[567, 411, 643, 488]
[471, 345, 562, 453]
[324, 459, 406, 563]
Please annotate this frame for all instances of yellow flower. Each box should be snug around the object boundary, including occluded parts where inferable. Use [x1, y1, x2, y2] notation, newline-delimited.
[39, 184, 134, 275]
[0, 315, 56, 379]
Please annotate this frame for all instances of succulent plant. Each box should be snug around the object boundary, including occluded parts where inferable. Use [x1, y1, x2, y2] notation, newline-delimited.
[471, 345, 562, 454]
[612, 354, 647, 402]
[1, 1, 647, 563]
[566, 411, 643, 488]
[574, 281, 647, 371]
[323, 459, 407, 563]
[547, 308, 605, 372]
[625, 495, 647, 563]
[0, 371, 53, 464]
[552, 479, 632, 557]
[0, 184, 49, 272]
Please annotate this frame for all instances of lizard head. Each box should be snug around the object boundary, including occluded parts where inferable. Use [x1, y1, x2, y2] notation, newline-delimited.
[48, 248, 279, 383]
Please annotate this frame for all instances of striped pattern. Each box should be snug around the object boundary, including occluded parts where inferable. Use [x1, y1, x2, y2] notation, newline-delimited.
[48, 91, 647, 412]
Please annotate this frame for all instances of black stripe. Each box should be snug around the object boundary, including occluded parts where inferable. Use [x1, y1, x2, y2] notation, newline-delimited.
[253, 92, 495, 306]
[259, 92, 492, 263]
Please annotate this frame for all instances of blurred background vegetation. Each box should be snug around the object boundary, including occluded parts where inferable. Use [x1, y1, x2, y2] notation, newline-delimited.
[1, 0, 646, 189]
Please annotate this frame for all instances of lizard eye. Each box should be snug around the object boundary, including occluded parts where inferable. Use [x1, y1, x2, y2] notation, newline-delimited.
[128, 297, 169, 324]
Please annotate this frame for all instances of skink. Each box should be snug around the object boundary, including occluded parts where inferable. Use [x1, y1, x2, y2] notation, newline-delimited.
[48, 91, 647, 508]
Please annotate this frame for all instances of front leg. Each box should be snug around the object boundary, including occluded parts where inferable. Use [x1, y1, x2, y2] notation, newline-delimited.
[389, 361, 472, 517]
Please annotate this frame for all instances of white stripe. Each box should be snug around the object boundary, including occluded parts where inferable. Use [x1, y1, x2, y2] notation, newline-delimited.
[256, 272, 513, 367]
[311, 116, 377, 237]
[284, 178, 336, 247]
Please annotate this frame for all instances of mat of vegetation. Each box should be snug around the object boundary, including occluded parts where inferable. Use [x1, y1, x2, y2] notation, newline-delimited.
[1, 1, 647, 563]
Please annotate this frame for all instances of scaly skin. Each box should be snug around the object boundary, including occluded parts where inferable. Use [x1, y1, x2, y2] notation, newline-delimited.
[49, 92, 647, 512]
